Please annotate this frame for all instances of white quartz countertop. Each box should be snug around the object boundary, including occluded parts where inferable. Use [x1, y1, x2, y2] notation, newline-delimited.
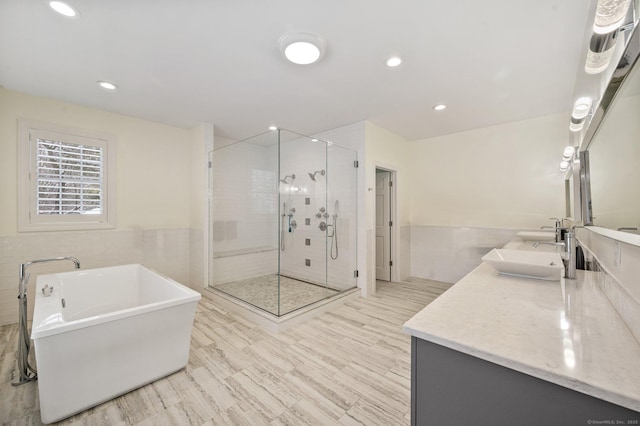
[403, 239, 640, 412]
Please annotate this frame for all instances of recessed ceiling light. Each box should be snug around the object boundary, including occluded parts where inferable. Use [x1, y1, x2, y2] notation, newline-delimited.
[49, 1, 78, 17]
[433, 104, 447, 111]
[386, 56, 402, 67]
[268, 126, 278, 131]
[97, 81, 118, 90]
[311, 138, 318, 142]
[279, 33, 326, 65]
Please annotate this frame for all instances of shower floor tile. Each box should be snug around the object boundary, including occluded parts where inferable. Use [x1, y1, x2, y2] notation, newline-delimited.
[211, 274, 339, 315]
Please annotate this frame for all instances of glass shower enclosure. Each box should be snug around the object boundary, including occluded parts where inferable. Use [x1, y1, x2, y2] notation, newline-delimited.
[208, 129, 358, 316]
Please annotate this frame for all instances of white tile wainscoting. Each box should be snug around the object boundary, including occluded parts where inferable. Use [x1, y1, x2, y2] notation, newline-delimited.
[576, 227, 640, 344]
[410, 225, 519, 284]
[0, 228, 192, 326]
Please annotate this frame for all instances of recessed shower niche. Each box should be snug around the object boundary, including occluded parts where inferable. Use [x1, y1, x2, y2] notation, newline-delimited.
[208, 129, 358, 316]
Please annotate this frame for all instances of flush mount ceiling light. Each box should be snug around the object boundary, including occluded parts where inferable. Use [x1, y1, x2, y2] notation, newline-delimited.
[571, 97, 592, 120]
[97, 81, 118, 90]
[49, 1, 78, 17]
[279, 33, 326, 65]
[593, 0, 632, 34]
[386, 56, 402, 67]
[433, 104, 447, 111]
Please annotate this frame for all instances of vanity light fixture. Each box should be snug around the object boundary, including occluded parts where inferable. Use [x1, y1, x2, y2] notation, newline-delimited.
[563, 146, 576, 160]
[49, 1, 78, 17]
[593, 0, 632, 34]
[585, 31, 618, 74]
[569, 117, 585, 132]
[571, 97, 592, 120]
[97, 81, 118, 90]
[386, 56, 402, 67]
[433, 104, 447, 111]
[279, 33, 326, 65]
[560, 161, 570, 172]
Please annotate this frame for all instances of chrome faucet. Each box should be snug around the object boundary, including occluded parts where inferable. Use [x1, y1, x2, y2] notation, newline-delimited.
[13, 256, 80, 386]
[532, 233, 576, 279]
[20, 257, 81, 287]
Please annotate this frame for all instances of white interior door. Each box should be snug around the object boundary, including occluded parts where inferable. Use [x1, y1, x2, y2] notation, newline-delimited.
[376, 171, 391, 281]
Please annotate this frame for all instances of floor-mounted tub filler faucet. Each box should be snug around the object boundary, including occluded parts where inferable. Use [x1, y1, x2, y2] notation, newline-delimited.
[13, 257, 80, 386]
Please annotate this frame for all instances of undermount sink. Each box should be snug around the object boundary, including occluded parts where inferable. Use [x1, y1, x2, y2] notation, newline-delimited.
[482, 248, 563, 281]
[516, 231, 556, 242]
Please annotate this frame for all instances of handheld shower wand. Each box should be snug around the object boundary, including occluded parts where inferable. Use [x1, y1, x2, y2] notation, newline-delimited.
[329, 200, 339, 260]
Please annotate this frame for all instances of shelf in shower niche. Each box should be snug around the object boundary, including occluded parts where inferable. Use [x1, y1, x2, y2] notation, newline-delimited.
[212, 246, 278, 258]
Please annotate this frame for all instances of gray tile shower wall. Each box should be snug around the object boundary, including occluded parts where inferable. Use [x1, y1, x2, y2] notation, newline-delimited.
[0, 228, 191, 326]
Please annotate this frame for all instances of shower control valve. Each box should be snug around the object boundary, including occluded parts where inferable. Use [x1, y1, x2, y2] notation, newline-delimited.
[323, 213, 330, 218]
[319, 207, 326, 213]
[316, 212, 322, 219]
[318, 222, 327, 231]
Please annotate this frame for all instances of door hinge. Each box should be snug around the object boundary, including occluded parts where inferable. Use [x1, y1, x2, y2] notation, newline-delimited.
[208, 161, 212, 168]
[354, 270, 359, 278]
[389, 221, 393, 227]
[354, 160, 359, 168]
[389, 261, 393, 266]
[389, 181, 393, 187]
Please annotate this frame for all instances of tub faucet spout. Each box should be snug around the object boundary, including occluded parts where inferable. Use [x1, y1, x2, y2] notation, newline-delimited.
[20, 257, 81, 285]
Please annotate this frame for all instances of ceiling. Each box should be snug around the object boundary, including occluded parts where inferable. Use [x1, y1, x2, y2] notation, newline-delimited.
[0, 0, 590, 141]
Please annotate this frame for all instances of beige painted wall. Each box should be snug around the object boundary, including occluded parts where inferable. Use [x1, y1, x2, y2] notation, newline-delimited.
[408, 113, 568, 229]
[0, 88, 192, 235]
[365, 122, 412, 228]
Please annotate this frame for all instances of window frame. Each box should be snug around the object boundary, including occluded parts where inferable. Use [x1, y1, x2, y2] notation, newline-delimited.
[18, 118, 117, 232]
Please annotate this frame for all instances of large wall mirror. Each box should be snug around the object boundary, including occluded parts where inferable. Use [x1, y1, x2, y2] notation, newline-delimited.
[588, 54, 640, 232]
[577, 1, 640, 237]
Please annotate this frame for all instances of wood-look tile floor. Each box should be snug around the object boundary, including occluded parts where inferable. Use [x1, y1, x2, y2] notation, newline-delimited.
[0, 278, 450, 425]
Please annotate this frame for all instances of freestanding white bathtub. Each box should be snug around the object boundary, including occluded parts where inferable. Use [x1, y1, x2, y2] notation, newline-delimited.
[31, 264, 201, 424]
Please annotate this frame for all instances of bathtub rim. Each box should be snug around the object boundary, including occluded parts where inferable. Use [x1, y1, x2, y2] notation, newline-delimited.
[32, 263, 201, 340]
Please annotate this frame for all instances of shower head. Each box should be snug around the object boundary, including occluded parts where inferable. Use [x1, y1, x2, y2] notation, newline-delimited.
[280, 174, 295, 184]
[308, 170, 325, 181]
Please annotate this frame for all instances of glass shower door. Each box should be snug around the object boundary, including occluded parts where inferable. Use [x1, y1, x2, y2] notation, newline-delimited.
[277, 130, 329, 315]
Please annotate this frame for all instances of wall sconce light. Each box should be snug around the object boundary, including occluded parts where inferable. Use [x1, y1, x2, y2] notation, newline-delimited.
[560, 161, 570, 172]
[593, 0, 633, 34]
[572, 97, 593, 120]
[585, 31, 618, 74]
[563, 146, 576, 160]
[569, 117, 585, 132]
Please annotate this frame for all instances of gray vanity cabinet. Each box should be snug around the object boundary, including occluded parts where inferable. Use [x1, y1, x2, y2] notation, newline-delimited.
[410, 337, 640, 426]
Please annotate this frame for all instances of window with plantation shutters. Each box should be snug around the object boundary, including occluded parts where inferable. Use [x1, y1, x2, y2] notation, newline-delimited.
[18, 119, 116, 232]
[36, 138, 103, 215]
